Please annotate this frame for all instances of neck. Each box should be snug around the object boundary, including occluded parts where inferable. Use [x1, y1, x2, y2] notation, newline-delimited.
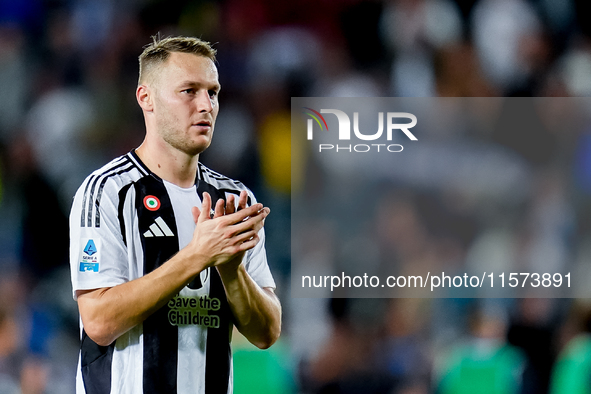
[135, 139, 199, 188]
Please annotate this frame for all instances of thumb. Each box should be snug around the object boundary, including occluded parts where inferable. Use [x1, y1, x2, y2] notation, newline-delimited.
[191, 206, 200, 224]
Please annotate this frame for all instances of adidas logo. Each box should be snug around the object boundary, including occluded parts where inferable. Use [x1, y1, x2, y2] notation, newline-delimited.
[144, 217, 174, 238]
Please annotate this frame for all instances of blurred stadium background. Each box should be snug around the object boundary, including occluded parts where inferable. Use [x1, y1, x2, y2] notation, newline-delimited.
[2, 0, 591, 393]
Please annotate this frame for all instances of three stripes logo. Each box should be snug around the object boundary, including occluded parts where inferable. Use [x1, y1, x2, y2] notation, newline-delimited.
[144, 216, 175, 238]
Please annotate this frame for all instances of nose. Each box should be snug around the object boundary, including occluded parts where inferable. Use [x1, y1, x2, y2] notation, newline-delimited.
[196, 90, 213, 113]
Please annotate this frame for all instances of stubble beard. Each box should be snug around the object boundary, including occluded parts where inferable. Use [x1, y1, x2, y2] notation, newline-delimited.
[160, 122, 211, 157]
[155, 106, 213, 157]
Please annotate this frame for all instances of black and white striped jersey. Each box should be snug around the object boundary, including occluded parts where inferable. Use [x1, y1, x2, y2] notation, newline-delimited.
[69, 150, 275, 394]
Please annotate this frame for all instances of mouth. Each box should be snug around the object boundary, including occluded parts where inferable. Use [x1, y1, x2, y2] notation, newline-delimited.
[192, 120, 212, 128]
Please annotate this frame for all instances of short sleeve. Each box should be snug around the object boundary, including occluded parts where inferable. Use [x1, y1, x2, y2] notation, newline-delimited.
[245, 227, 275, 289]
[69, 177, 130, 300]
[240, 189, 276, 289]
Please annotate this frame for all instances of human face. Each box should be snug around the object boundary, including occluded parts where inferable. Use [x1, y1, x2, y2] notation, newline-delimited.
[151, 52, 220, 156]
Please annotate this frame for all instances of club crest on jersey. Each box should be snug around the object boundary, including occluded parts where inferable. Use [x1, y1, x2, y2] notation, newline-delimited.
[80, 238, 100, 272]
[144, 195, 161, 211]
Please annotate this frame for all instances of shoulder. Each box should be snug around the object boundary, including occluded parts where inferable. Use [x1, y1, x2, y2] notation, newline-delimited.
[72, 153, 148, 226]
[197, 162, 256, 201]
[75, 153, 148, 196]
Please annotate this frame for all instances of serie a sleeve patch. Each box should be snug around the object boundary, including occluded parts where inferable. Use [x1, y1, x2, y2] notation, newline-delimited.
[79, 238, 101, 272]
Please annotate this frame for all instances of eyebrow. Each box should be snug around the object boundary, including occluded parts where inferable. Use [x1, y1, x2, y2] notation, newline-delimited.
[179, 81, 221, 91]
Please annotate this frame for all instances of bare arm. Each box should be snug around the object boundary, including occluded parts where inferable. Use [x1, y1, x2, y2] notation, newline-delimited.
[218, 268, 282, 349]
[76, 254, 200, 346]
[77, 192, 269, 346]
[195, 192, 282, 349]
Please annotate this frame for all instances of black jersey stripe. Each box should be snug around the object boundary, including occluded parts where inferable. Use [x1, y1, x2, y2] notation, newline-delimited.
[94, 164, 138, 228]
[85, 158, 131, 227]
[197, 182, 233, 394]
[80, 156, 127, 227]
[117, 183, 134, 246]
[136, 176, 180, 394]
[80, 329, 115, 394]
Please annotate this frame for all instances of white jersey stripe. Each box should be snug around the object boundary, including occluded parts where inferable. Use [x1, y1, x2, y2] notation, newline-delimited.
[127, 151, 149, 176]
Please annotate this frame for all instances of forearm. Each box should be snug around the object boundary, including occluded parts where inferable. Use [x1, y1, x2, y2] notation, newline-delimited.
[217, 263, 282, 349]
[77, 248, 205, 346]
[77, 195, 269, 346]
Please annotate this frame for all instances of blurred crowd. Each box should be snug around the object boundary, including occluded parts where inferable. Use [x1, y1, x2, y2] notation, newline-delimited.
[1, 0, 591, 393]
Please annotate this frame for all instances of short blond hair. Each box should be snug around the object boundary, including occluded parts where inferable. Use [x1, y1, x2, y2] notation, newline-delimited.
[138, 35, 217, 85]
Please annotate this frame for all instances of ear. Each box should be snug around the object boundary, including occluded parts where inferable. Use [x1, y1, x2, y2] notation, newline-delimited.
[136, 85, 154, 112]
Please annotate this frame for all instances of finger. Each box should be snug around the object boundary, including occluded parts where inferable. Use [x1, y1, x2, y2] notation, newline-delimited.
[236, 234, 261, 252]
[198, 192, 212, 223]
[232, 209, 269, 235]
[226, 208, 270, 235]
[234, 207, 269, 230]
[225, 194, 236, 215]
[234, 229, 259, 245]
[191, 206, 200, 224]
[223, 203, 264, 225]
[238, 190, 248, 210]
[214, 198, 225, 218]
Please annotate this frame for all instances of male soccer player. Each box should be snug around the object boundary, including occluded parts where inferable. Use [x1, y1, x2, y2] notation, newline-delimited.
[69, 36, 281, 394]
